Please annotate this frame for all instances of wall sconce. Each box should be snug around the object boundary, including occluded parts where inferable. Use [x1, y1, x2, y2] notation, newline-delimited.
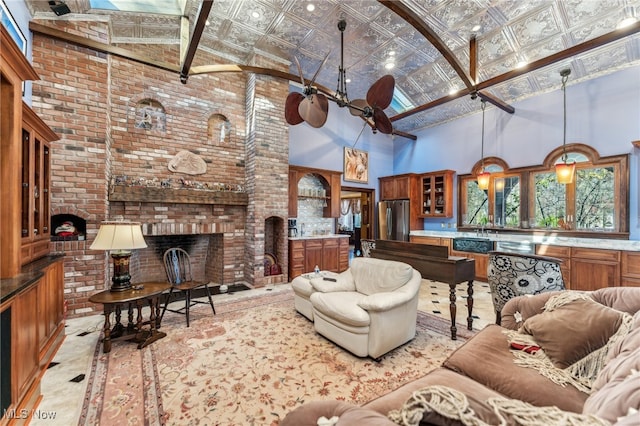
[90, 221, 147, 292]
[477, 100, 490, 190]
[555, 68, 575, 184]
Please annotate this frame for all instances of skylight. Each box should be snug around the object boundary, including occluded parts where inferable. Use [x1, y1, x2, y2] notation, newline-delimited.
[390, 87, 415, 114]
[89, 0, 182, 16]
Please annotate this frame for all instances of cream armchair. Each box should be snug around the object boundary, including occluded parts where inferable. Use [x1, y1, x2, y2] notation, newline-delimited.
[309, 257, 421, 360]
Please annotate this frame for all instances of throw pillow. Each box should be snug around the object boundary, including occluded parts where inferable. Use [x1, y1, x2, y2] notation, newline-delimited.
[521, 295, 625, 369]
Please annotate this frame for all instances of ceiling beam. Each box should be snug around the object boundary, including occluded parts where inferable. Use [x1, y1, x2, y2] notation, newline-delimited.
[391, 20, 640, 122]
[29, 22, 180, 74]
[179, 0, 213, 84]
[469, 35, 515, 113]
[27, 23, 418, 140]
[378, 0, 474, 91]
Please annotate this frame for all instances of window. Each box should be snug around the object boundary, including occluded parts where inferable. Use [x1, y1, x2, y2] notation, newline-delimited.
[458, 145, 629, 236]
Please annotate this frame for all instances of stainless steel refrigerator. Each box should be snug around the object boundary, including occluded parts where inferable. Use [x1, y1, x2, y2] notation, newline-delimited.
[377, 200, 410, 241]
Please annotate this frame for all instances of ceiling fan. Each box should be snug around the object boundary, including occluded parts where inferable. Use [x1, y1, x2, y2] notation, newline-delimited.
[285, 19, 396, 135]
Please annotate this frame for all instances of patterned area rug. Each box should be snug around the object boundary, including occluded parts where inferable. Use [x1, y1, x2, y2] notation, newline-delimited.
[79, 289, 471, 426]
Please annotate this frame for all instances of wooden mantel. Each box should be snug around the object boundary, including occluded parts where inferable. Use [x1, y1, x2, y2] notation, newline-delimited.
[109, 186, 248, 205]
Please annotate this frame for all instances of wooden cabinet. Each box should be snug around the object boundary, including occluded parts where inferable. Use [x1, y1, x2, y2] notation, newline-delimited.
[288, 165, 342, 218]
[621, 251, 640, 287]
[1, 25, 40, 279]
[536, 244, 571, 288]
[288, 237, 350, 279]
[288, 240, 305, 279]
[21, 105, 57, 266]
[419, 170, 454, 218]
[379, 173, 423, 231]
[13, 285, 39, 406]
[447, 251, 488, 281]
[410, 235, 443, 246]
[380, 174, 416, 200]
[303, 239, 324, 273]
[570, 248, 620, 291]
[1, 258, 65, 424]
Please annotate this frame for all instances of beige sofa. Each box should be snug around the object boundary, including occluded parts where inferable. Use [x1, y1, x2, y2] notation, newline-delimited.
[282, 287, 640, 425]
[292, 257, 422, 359]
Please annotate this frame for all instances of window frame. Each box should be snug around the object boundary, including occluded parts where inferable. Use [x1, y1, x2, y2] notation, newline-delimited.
[457, 144, 630, 238]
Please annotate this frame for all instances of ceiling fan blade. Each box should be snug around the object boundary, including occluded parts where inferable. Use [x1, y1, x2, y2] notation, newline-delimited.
[298, 93, 328, 128]
[285, 92, 304, 125]
[309, 51, 331, 88]
[366, 75, 395, 109]
[349, 98, 369, 116]
[293, 56, 305, 87]
[373, 107, 393, 134]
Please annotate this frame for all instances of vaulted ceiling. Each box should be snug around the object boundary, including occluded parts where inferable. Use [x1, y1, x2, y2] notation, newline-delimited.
[26, 0, 640, 136]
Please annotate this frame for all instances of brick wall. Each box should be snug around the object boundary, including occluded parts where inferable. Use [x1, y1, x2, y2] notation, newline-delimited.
[30, 20, 290, 317]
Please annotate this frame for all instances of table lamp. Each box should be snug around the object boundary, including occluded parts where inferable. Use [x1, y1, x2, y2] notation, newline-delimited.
[90, 221, 147, 292]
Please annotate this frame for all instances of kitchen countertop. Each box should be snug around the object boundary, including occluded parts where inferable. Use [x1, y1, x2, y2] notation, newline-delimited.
[410, 230, 640, 252]
[288, 234, 350, 241]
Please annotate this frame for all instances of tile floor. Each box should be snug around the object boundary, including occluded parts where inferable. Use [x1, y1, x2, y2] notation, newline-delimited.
[30, 279, 494, 425]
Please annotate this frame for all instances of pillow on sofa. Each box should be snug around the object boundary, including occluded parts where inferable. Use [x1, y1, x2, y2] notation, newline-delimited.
[350, 257, 414, 296]
[520, 295, 626, 369]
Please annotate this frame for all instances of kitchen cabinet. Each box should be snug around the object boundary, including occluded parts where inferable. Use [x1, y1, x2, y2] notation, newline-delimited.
[419, 170, 454, 218]
[621, 251, 640, 287]
[289, 165, 342, 218]
[410, 235, 443, 246]
[447, 250, 488, 281]
[536, 245, 572, 289]
[288, 240, 305, 279]
[21, 104, 57, 266]
[380, 174, 416, 200]
[288, 237, 350, 279]
[379, 174, 422, 231]
[570, 248, 620, 291]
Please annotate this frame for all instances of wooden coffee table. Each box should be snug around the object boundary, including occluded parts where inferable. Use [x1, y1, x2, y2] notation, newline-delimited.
[89, 282, 170, 353]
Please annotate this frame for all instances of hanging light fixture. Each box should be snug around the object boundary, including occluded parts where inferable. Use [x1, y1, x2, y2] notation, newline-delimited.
[477, 100, 490, 190]
[555, 68, 575, 184]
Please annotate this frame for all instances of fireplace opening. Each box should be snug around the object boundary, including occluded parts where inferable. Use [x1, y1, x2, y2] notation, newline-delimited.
[51, 214, 86, 241]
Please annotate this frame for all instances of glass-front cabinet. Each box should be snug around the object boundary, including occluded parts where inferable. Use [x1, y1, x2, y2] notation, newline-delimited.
[419, 170, 454, 218]
[21, 103, 57, 265]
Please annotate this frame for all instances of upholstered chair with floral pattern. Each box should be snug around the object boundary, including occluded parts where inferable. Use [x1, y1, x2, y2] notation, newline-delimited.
[487, 251, 565, 325]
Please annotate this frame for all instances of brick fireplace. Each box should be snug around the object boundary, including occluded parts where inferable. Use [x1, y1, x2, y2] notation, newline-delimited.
[31, 19, 290, 317]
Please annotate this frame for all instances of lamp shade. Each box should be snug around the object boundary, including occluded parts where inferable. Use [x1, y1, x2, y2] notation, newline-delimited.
[477, 170, 491, 190]
[555, 161, 576, 184]
[90, 221, 147, 251]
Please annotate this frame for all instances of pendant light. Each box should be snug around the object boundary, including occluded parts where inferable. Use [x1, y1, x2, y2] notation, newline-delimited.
[477, 100, 490, 190]
[555, 68, 575, 184]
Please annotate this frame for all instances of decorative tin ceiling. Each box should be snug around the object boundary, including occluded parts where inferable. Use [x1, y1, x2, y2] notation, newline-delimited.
[26, 0, 640, 134]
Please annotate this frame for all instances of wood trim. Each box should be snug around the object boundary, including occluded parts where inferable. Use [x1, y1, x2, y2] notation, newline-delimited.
[378, 0, 473, 91]
[179, 0, 213, 83]
[390, 21, 640, 122]
[108, 186, 248, 205]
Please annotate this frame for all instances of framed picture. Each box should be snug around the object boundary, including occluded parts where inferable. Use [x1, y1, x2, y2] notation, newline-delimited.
[1, 1, 26, 55]
[344, 147, 369, 183]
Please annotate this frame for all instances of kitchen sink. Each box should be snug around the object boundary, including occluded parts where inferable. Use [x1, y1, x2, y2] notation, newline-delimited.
[452, 237, 494, 254]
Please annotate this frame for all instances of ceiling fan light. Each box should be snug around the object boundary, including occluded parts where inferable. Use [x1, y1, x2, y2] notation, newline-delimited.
[555, 161, 576, 184]
[477, 170, 490, 190]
